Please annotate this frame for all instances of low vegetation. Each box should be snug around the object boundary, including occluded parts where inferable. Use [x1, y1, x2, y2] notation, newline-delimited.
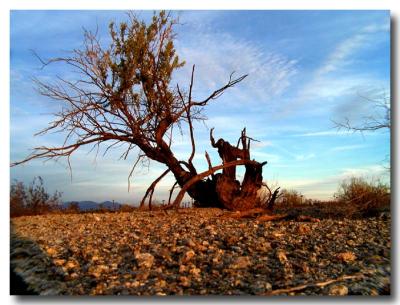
[271, 177, 390, 219]
[10, 177, 62, 217]
[334, 177, 390, 217]
[11, 176, 390, 219]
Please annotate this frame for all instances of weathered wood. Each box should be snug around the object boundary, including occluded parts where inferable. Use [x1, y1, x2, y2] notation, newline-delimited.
[168, 159, 261, 209]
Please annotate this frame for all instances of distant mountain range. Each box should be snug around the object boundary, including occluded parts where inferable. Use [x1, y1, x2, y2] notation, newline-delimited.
[62, 200, 123, 211]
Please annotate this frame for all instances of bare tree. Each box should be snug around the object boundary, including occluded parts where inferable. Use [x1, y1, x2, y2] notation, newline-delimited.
[333, 92, 390, 132]
[11, 11, 279, 211]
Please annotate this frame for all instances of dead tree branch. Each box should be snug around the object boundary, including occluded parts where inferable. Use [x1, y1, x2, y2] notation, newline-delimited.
[140, 169, 170, 209]
[263, 274, 365, 296]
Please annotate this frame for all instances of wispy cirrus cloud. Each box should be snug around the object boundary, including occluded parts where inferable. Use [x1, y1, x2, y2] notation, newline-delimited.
[313, 21, 389, 79]
[330, 144, 367, 152]
[292, 130, 344, 137]
[175, 31, 298, 104]
[295, 153, 315, 161]
[292, 129, 378, 137]
[283, 20, 390, 118]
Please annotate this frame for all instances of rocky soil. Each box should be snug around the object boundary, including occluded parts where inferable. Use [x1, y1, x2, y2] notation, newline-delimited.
[10, 208, 391, 296]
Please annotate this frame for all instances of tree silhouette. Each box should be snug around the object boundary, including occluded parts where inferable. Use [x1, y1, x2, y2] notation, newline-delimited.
[12, 11, 278, 211]
[333, 92, 390, 132]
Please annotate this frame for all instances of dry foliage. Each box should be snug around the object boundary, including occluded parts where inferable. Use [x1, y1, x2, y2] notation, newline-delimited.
[334, 177, 390, 216]
[10, 177, 62, 217]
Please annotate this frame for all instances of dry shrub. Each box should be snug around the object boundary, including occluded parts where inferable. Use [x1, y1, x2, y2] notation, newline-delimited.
[276, 189, 307, 208]
[10, 177, 62, 217]
[334, 177, 390, 216]
[118, 204, 138, 213]
[64, 202, 80, 214]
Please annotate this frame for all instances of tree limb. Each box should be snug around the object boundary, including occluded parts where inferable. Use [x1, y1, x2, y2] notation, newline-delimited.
[140, 169, 170, 209]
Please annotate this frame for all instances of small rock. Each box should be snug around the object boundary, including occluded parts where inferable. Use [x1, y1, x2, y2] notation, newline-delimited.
[179, 276, 191, 287]
[231, 256, 251, 269]
[91, 255, 100, 262]
[90, 271, 102, 278]
[89, 264, 109, 278]
[205, 225, 216, 235]
[185, 238, 196, 248]
[179, 265, 187, 273]
[337, 252, 356, 263]
[182, 250, 195, 263]
[190, 267, 201, 277]
[346, 240, 356, 247]
[276, 250, 288, 263]
[310, 253, 317, 263]
[65, 260, 79, 270]
[68, 272, 79, 280]
[53, 259, 66, 266]
[135, 253, 154, 269]
[297, 224, 310, 234]
[157, 280, 167, 288]
[46, 247, 57, 256]
[329, 284, 348, 296]
[264, 282, 272, 291]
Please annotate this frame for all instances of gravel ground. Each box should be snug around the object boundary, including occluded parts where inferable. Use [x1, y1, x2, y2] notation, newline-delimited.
[10, 208, 391, 296]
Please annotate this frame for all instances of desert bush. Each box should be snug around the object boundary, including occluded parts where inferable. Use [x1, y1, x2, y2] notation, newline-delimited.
[10, 181, 27, 217]
[65, 202, 80, 214]
[334, 177, 390, 216]
[118, 204, 137, 212]
[10, 177, 62, 217]
[277, 189, 306, 208]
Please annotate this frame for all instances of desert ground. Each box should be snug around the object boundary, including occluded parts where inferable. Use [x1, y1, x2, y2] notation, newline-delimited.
[10, 208, 390, 296]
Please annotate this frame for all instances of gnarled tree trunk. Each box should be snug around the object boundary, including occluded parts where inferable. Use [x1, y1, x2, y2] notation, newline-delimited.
[168, 128, 272, 211]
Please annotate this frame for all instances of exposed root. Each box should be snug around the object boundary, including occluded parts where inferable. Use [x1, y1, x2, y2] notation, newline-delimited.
[256, 214, 289, 222]
[295, 215, 321, 223]
[222, 208, 321, 222]
[229, 208, 266, 219]
[263, 274, 365, 295]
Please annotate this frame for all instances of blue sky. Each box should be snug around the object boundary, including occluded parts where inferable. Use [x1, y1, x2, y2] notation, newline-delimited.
[10, 10, 390, 203]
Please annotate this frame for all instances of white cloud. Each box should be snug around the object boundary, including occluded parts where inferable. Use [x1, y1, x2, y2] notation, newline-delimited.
[295, 153, 315, 161]
[330, 144, 366, 152]
[339, 164, 388, 179]
[174, 31, 298, 104]
[252, 141, 273, 148]
[293, 130, 342, 137]
[316, 21, 389, 77]
[293, 129, 377, 137]
[281, 21, 389, 118]
[316, 34, 366, 76]
[299, 75, 387, 101]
